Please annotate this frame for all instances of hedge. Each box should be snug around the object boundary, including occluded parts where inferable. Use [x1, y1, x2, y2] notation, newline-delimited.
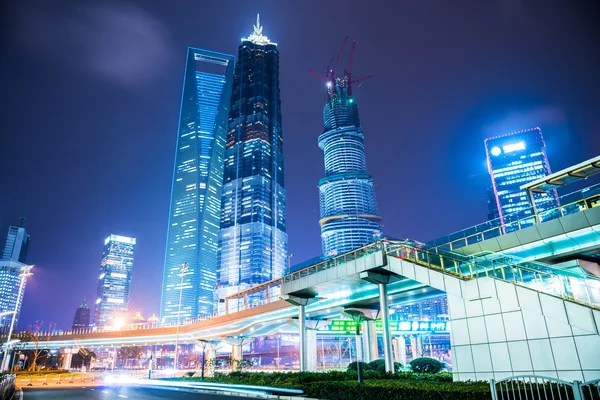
[303, 379, 492, 400]
[410, 357, 445, 373]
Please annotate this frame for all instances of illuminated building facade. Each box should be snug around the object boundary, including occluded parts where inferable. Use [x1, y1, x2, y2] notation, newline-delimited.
[317, 68, 383, 256]
[217, 15, 288, 306]
[485, 128, 559, 227]
[0, 221, 30, 333]
[160, 48, 235, 322]
[1, 223, 29, 263]
[94, 235, 136, 327]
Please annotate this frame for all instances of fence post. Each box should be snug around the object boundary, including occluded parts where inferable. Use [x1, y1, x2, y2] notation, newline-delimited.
[27, 375, 33, 386]
[43, 374, 48, 385]
[489, 379, 498, 400]
[57, 374, 61, 384]
[572, 380, 583, 400]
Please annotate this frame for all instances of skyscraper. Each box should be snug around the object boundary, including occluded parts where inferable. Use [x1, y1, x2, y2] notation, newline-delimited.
[0, 261, 31, 334]
[94, 235, 136, 327]
[316, 42, 383, 256]
[217, 15, 288, 306]
[485, 127, 559, 227]
[72, 299, 90, 330]
[0, 222, 32, 334]
[160, 49, 235, 323]
[1, 221, 29, 263]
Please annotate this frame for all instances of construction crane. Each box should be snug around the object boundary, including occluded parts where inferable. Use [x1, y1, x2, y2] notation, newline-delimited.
[309, 36, 372, 102]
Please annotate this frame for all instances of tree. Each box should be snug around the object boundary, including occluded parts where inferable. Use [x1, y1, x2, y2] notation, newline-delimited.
[117, 346, 143, 368]
[18, 321, 54, 371]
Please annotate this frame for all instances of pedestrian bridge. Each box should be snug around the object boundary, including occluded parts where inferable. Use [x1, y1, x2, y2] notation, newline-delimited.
[17, 190, 600, 382]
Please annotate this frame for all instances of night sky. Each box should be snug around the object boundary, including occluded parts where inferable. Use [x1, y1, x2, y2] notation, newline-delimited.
[1, 1, 599, 330]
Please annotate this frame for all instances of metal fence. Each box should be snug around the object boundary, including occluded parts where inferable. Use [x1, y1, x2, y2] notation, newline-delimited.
[491, 376, 600, 400]
[0, 374, 15, 400]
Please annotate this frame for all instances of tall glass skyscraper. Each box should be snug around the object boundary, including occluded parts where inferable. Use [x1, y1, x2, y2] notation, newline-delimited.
[161, 49, 235, 323]
[485, 127, 559, 227]
[318, 70, 383, 256]
[94, 234, 136, 327]
[217, 15, 287, 306]
[1, 223, 29, 263]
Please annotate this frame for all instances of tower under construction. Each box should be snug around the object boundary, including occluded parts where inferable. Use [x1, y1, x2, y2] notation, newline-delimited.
[314, 38, 383, 256]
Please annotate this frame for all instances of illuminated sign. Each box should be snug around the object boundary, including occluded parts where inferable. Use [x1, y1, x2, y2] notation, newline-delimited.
[324, 320, 450, 333]
[105, 235, 137, 245]
[502, 142, 525, 153]
[491, 146, 502, 156]
[111, 272, 127, 279]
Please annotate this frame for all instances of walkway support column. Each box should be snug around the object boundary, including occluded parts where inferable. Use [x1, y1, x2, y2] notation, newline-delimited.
[222, 337, 254, 369]
[283, 295, 317, 372]
[360, 270, 401, 374]
[362, 320, 378, 362]
[378, 283, 394, 373]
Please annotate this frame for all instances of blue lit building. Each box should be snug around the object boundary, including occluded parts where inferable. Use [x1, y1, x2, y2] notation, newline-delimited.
[1, 222, 29, 263]
[217, 15, 287, 306]
[485, 128, 559, 227]
[317, 66, 383, 256]
[160, 49, 235, 322]
[72, 299, 90, 330]
[94, 235, 136, 327]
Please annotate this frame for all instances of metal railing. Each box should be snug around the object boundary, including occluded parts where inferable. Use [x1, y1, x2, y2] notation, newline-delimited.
[491, 376, 600, 400]
[429, 187, 600, 252]
[0, 374, 15, 400]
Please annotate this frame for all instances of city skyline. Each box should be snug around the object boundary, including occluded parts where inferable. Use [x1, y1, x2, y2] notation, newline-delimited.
[2, 1, 599, 329]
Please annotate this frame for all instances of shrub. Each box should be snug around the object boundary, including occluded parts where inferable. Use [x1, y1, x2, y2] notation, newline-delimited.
[367, 359, 403, 373]
[346, 361, 371, 372]
[409, 357, 445, 373]
[303, 379, 491, 400]
[397, 371, 453, 382]
[184, 371, 195, 377]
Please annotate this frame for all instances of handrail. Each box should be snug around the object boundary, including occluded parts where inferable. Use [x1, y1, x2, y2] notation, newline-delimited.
[429, 189, 600, 251]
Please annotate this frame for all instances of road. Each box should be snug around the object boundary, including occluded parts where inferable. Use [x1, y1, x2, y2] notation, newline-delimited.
[20, 385, 253, 399]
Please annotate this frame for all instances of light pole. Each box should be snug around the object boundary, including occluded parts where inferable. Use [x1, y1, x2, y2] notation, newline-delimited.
[287, 254, 294, 275]
[2, 265, 33, 372]
[174, 263, 189, 372]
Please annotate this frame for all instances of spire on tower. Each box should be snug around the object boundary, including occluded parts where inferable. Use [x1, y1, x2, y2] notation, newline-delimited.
[242, 13, 277, 46]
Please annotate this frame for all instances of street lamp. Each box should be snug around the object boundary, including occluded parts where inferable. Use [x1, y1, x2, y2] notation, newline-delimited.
[174, 263, 189, 371]
[287, 254, 294, 275]
[2, 265, 33, 372]
[342, 309, 373, 384]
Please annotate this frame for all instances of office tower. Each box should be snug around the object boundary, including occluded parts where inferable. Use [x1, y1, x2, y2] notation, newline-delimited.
[1, 221, 30, 263]
[0, 261, 31, 334]
[72, 299, 90, 330]
[94, 235, 136, 327]
[485, 127, 559, 227]
[217, 15, 288, 305]
[160, 48, 235, 323]
[486, 186, 500, 221]
[316, 41, 383, 256]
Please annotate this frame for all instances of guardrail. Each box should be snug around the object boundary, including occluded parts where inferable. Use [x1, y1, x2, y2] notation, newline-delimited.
[491, 375, 600, 400]
[429, 186, 600, 252]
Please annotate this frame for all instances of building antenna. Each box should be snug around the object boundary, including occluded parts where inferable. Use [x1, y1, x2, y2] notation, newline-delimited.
[19, 195, 29, 227]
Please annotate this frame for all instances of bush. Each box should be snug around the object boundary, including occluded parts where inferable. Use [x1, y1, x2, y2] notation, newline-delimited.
[303, 379, 491, 400]
[397, 371, 453, 382]
[184, 371, 195, 377]
[367, 359, 403, 373]
[409, 357, 445, 373]
[346, 361, 371, 372]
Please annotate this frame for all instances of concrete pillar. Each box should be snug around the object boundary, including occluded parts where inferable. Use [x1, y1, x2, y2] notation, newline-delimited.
[378, 283, 394, 373]
[207, 347, 217, 376]
[393, 336, 407, 366]
[298, 304, 306, 371]
[62, 352, 73, 370]
[362, 320, 379, 362]
[232, 345, 242, 362]
[306, 329, 317, 372]
[282, 295, 317, 372]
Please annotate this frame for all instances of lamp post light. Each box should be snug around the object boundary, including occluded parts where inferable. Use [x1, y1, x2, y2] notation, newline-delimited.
[174, 263, 189, 372]
[342, 309, 373, 384]
[2, 264, 33, 372]
[287, 254, 294, 275]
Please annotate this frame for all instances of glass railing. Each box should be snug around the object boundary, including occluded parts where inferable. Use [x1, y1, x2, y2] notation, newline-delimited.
[428, 186, 600, 251]
[385, 240, 600, 310]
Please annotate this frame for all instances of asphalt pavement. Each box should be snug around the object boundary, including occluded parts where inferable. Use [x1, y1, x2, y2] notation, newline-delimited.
[20, 385, 253, 399]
